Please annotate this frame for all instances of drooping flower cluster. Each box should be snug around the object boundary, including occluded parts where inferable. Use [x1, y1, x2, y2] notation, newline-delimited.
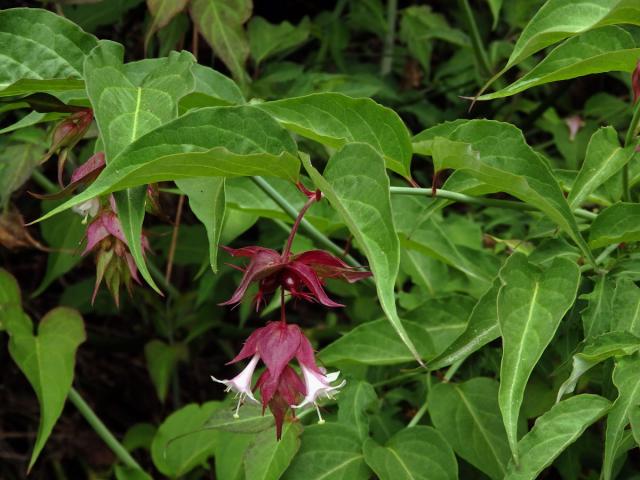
[212, 322, 345, 438]
[82, 196, 150, 306]
[212, 186, 370, 439]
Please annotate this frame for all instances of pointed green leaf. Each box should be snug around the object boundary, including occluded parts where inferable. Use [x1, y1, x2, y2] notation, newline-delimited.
[261, 93, 413, 178]
[36, 105, 299, 222]
[244, 423, 302, 480]
[479, 26, 640, 100]
[283, 423, 371, 480]
[428, 278, 500, 370]
[413, 120, 593, 264]
[557, 332, 640, 402]
[338, 380, 378, 440]
[611, 278, 640, 336]
[302, 145, 422, 364]
[144, 339, 187, 402]
[363, 426, 458, 480]
[0, 8, 97, 96]
[589, 203, 640, 248]
[505, 395, 611, 480]
[568, 126, 635, 209]
[0, 268, 21, 332]
[145, 0, 189, 47]
[248, 16, 310, 66]
[321, 296, 472, 365]
[6, 307, 86, 471]
[179, 63, 245, 110]
[429, 378, 510, 479]
[84, 41, 196, 162]
[176, 177, 226, 273]
[503, 0, 640, 71]
[205, 402, 274, 433]
[497, 253, 580, 462]
[150, 401, 221, 477]
[581, 275, 615, 338]
[603, 353, 640, 480]
[189, 0, 252, 85]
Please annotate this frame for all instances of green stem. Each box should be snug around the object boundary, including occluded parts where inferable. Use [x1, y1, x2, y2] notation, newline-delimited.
[251, 176, 362, 267]
[380, 0, 398, 76]
[31, 169, 58, 194]
[444, 357, 465, 382]
[407, 398, 429, 428]
[68, 387, 142, 471]
[622, 99, 640, 201]
[458, 0, 492, 78]
[389, 187, 597, 220]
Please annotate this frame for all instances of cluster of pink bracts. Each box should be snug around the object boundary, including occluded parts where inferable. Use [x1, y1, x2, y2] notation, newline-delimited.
[213, 193, 371, 439]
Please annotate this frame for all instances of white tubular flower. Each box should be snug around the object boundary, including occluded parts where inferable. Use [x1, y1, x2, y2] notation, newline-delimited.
[211, 354, 260, 418]
[72, 198, 100, 223]
[292, 365, 346, 424]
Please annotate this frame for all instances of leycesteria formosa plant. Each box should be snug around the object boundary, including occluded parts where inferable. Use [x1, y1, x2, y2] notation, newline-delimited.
[212, 187, 371, 439]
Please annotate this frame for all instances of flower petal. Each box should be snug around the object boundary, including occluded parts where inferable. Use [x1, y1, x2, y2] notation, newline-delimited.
[287, 262, 344, 307]
[257, 322, 301, 382]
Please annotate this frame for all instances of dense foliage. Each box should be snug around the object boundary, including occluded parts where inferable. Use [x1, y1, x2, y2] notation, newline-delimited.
[2, 1, 640, 479]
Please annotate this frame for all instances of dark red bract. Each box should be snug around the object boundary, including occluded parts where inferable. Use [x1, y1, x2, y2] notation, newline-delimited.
[220, 246, 371, 309]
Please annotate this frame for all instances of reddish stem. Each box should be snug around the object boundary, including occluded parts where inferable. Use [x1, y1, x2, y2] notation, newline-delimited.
[281, 195, 318, 259]
[280, 287, 286, 324]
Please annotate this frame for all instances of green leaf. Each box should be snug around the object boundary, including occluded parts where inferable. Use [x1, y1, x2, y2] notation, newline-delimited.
[429, 378, 510, 479]
[283, 423, 371, 480]
[321, 296, 472, 365]
[244, 423, 302, 480]
[503, 0, 640, 71]
[581, 275, 615, 338]
[338, 380, 378, 440]
[113, 186, 161, 294]
[428, 278, 500, 370]
[84, 41, 195, 162]
[214, 432, 255, 480]
[505, 395, 611, 480]
[568, 126, 635, 209]
[557, 332, 640, 402]
[150, 401, 221, 477]
[179, 63, 245, 111]
[589, 203, 640, 248]
[189, 0, 252, 85]
[144, 339, 187, 402]
[485, 0, 503, 29]
[0, 8, 98, 96]
[0, 140, 45, 209]
[5, 307, 86, 471]
[603, 353, 640, 480]
[248, 16, 310, 66]
[302, 145, 422, 364]
[611, 278, 640, 336]
[205, 402, 274, 433]
[497, 253, 580, 462]
[393, 197, 499, 290]
[479, 26, 640, 100]
[413, 120, 593, 264]
[33, 200, 85, 297]
[176, 178, 226, 273]
[261, 93, 413, 178]
[145, 0, 189, 48]
[363, 426, 458, 480]
[36, 105, 300, 222]
[0, 268, 21, 332]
